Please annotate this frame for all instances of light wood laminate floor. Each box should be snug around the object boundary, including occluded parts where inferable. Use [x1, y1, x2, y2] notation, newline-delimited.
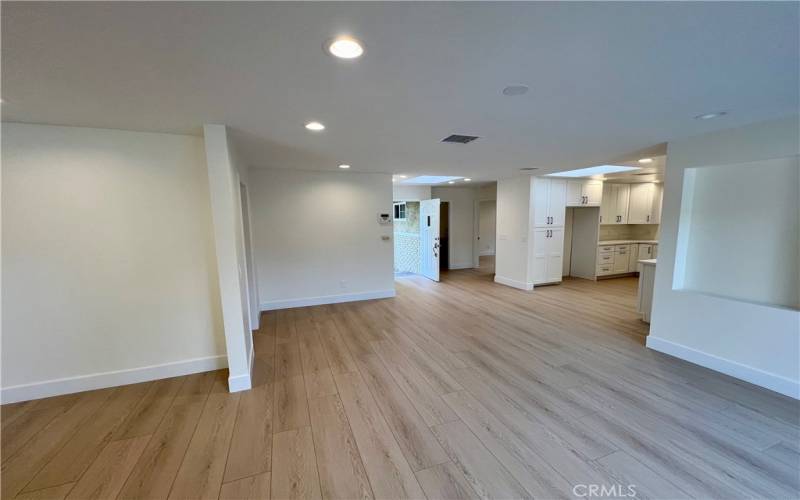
[3, 263, 799, 499]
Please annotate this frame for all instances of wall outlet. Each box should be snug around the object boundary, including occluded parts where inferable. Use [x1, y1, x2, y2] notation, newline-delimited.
[339, 280, 347, 289]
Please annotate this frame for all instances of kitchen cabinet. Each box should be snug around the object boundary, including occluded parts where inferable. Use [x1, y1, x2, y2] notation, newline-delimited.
[628, 244, 639, 272]
[532, 227, 564, 285]
[628, 183, 663, 224]
[533, 178, 567, 227]
[600, 184, 630, 224]
[613, 244, 630, 273]
[566, 180, 603, 207]
[638, 243, 655, 262]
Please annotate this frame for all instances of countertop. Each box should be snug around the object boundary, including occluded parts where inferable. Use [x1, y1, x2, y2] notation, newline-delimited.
[598, 240, 659, 246]
[638, 259, 657, 266]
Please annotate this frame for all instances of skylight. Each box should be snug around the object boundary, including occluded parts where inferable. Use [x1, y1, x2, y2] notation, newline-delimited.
[402, 176, 462, 185]
[546, 165, 641, 178]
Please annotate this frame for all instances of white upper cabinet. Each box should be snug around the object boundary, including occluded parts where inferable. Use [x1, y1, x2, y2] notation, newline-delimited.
[533, 177, 567, 227]
[628, 183, 654, 224]
[566, 180, 603, 207]
[628, 183, 663, 224]
[651, 183, 663, 224]
[600, 183, 630, 224]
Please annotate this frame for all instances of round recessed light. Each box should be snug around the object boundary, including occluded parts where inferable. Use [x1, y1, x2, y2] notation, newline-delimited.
[305, 121, 325, 131]
[464, 178, 472, 182]
[502, 85, 529, 96]
[338, 164, 350, 169]
[326, 36, 364, 59]
[695, 111, 727, 120]
[638, 158, 653, 164]
[448, 181, 455, 184]
[398, 175, 407, 179]
[520, 167, 539, 171]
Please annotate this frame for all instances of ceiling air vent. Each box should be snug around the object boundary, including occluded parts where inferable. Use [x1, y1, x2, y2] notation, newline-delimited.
[441, 134, 479, 144]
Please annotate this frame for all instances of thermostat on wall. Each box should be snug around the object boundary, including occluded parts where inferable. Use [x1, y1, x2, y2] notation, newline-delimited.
[377, 213, 392, 224]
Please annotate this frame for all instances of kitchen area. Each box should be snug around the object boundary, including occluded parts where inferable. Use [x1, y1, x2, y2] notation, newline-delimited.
[558, 156, 665, 323]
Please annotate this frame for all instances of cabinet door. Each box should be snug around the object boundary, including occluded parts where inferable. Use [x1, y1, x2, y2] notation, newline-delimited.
[583, 180, 603, 206]
[613, 245, 629, 273]
[548, 179, 567, 227]
[546, 227, 564, 283]
[650, 184, 663, 224]
[532, 178, 550, 227]
[628, 183, 653, 224]
[628, 244, 640, 272]
[531, 228, 548, 284]
[600, 183, 615, 224]
[566, 180, 584, 206]
[615, 184, 631, 224]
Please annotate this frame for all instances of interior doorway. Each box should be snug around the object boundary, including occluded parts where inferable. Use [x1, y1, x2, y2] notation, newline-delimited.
[477, 199, 496, 274]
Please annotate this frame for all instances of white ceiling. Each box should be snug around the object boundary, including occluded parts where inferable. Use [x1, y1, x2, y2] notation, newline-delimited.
[2, 2, 798, 181]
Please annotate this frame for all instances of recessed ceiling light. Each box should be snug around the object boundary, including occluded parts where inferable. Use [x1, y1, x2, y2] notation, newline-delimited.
[398, 175, 407, 179]
[326, 36, 364, 59]
[464, 178, 472, 182]
[305, 121, 325, 131]
[695, 111, 727, 120]
[338, 164, 350, 169]
[502, 85, 529, 96]
[448, 181, 456, 184]
[638, 158, 653, 164]
[520, 167, 539, 171]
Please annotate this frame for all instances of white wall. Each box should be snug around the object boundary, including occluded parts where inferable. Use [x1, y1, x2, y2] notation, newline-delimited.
[494, 176, 532, 289]
[675, 157, 798, 308]
[1, 123, 226, 403]
[431, 186, 479, 269]
[250, 168, 395, 309]
[649, 115, 800, 399]
[203, 124, 254, 392]
[479, 200, 496, 256]
[393, 184, 431, 201]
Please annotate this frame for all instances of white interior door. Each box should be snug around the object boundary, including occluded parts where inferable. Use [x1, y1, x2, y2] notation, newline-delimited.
[420, 198, 441, 281]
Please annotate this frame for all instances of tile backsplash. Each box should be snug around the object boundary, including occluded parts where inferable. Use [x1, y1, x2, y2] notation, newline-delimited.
[599, 224, 660, 241]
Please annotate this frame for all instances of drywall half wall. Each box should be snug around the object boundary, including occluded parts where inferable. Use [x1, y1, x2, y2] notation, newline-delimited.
[250, 168, 395, 310]
[649, 115, 800, 399]
[431, 186, 479, 269]
[1, 123, 226, 403]
[203, 124, 254, 392]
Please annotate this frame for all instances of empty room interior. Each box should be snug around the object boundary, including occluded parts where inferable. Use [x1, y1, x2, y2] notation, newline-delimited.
[2, 2, 799, 500]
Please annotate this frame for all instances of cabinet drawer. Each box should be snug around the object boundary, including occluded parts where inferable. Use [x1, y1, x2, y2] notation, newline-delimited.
[614, 244, 630, 253]
[598, 253, 614, 265]
[598, 245, 615, 253]
[596, 264, 613, 276]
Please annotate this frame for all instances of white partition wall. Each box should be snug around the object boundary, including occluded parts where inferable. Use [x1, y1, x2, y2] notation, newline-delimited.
[649, 116, 800, 398]
[1, 123, 228, 403]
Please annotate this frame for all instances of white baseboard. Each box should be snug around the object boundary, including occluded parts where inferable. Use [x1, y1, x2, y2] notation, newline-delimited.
[646, 336, 799, 400]
[260, 289, 396, 311]
[448, 263, 474, 270]
[494, 275, 534, 291]
[0, 355, 228, 404]
[479, 250, 496, 256]
[229, 345, 254, 393]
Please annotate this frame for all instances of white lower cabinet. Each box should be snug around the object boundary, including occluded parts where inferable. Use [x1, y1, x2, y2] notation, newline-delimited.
[532, 227, 564, 285]
[613, 245, 630, 273]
